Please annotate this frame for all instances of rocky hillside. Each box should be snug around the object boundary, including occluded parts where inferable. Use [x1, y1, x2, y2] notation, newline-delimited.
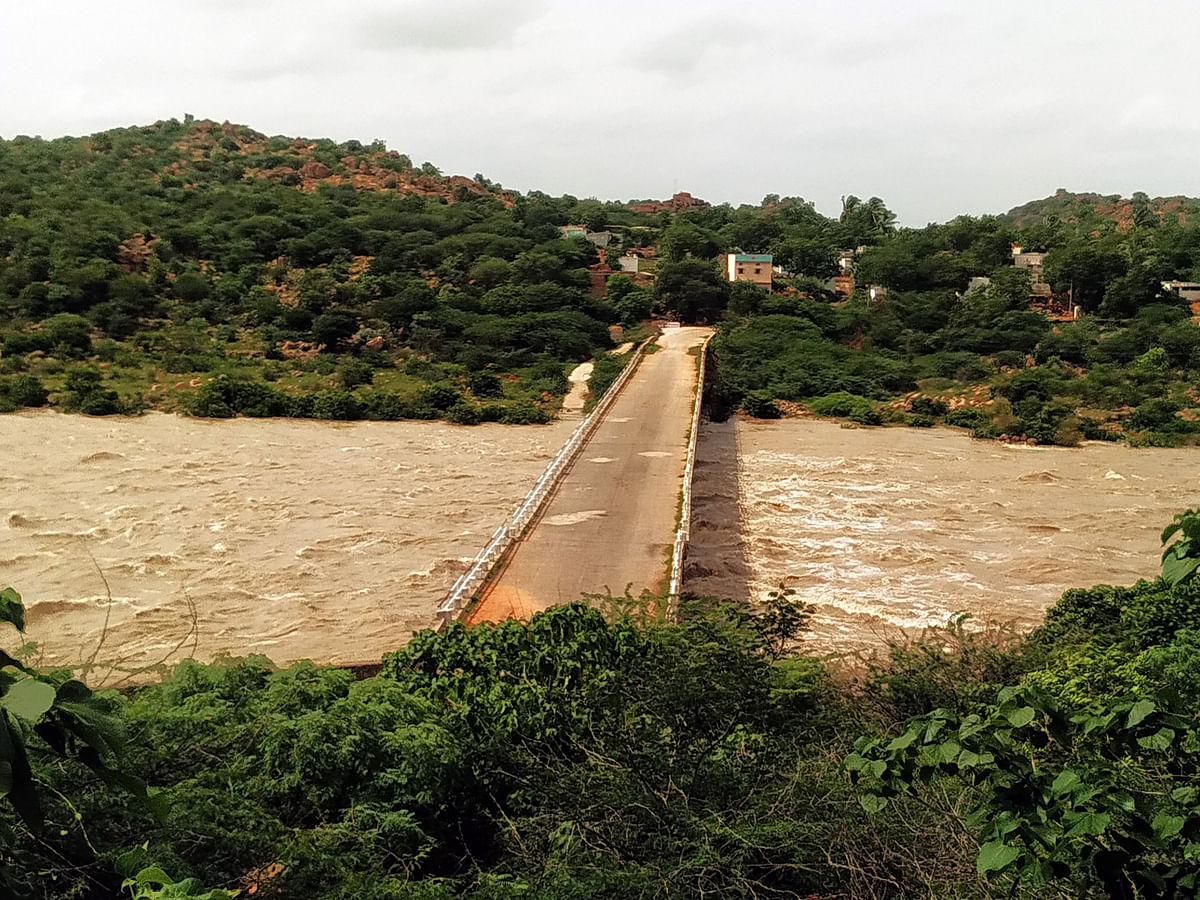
[1006, 189, 1200, 229]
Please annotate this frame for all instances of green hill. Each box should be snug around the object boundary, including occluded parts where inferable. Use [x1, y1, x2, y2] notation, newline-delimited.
[0, 118, 626, 422]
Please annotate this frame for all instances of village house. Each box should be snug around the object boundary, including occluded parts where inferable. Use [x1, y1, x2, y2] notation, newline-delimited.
[724, 252, 773, 287]
[618, 249, 657, 280]
[1162, 280, 1200, 304]
[561, 225, 614, 248]
[1011, 244, 1052, 297]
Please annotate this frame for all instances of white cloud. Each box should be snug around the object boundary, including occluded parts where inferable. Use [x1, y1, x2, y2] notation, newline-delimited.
[2, 0, 1199, 221]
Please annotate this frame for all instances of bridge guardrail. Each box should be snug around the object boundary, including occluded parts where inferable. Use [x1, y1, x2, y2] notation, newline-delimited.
[435, 338, 652, 628]
[667, 335, 710, 620]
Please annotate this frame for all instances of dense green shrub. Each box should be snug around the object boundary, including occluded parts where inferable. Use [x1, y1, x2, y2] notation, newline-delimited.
[587, 352, 628, 402]
[944, 407, 990, 430]
[741, 390, 780, 418]
[189, 380, 290, 418]
[466, 371, 503, 398]
[311, 390, 364, 420]
[1128, 397, 1186, 431]
[909, 396, 948, 417]
[337, 357, 375, 389]
[445, 401, 483, 425]
[418, 382, 462, 412]
[809, 391, 879, 421]
[60, 368, 122, 415]
[499, 400, 551, 424]
[1, 375, 49, 408]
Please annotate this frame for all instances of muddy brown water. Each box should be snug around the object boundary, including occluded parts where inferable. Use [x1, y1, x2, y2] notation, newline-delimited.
[7, 410, 1199, 678]
[1, 411, 573, 679]
[686, 417, 1200, 653]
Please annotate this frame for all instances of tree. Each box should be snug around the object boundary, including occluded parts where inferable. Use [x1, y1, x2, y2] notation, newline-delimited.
[728, 280, 768, 317]
[657, 221, 723, 262]
[839, 194, 896, 245]
[653, 258, 730, 323]
[311, 308, 358, 351]
[41, 312, 93, 356]
[1131, 191, 1158, 230]
[1043, 240, 1127, 312]
[1100, 266, 1161, 319]
[172, 271, 211, 303]
[769, 236, 837, 278]
[613, 286, 653, 325]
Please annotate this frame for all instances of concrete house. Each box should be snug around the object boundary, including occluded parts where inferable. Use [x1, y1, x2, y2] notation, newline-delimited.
[1162, 280, 1200, 303]
[724, 253, 773, 287]
[561, 225, 614, 248]
[1012, 244, 1052, 297]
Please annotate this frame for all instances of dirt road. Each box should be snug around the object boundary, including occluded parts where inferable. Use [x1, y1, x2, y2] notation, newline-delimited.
[468, 327, 712, 621]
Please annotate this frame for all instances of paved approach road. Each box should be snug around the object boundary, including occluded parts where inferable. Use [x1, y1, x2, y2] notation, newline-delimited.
[468, 326, 712, 622]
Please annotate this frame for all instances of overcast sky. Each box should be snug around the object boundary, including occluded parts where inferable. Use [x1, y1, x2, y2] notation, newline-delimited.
[3, 0, 1199, 224]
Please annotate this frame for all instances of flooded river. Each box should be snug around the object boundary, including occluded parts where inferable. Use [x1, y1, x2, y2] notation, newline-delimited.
[7, 408, 1199, 677]
[1, 411, 573, 679]
[687, 418, 1200, 652]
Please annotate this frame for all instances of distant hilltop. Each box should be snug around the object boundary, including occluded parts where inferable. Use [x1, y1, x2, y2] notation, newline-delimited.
[628, 191, 711, 216]
[1005, 189, 1200, 229]
[10, 118, 1200, 227]
[38, 116, 518, 208]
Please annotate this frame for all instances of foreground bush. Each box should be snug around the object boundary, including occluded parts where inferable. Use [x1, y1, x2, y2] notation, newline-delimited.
[9, 510, 1200, 899]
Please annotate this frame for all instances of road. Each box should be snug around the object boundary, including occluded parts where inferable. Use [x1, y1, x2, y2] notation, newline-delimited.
[467, 326, 712, 622]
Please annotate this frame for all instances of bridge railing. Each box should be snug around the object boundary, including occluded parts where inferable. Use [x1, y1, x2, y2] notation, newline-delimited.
[667, 335, 710, 620]
[435, 339, 651, 629]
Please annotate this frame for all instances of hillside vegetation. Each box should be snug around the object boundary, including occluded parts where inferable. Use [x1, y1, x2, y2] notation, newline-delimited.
[0, 118, 636, 424]
[2, 119, 1199, 442]
[5, 510, 1200, 898]
[705, 194, 1200, 447]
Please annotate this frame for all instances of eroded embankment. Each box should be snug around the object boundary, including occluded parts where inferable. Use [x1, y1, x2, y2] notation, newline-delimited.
[685, 417, 1200, 652]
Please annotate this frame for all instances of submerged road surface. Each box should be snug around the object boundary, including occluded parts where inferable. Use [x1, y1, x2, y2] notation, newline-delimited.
[468, 326, 712, 622]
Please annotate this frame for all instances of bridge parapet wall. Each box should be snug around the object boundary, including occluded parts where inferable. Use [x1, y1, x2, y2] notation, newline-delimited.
[436, 340, 651, 628]
[667, 335, 711, 620]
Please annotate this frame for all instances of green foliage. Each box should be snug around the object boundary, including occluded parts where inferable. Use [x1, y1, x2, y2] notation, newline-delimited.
[809, 391, 882, 425]
[740, 389, 780, 418]
[0, 120, 620, 425]
[586, 350, 629, 402]
[338, 356, 375, 389]
[653, 258, 729, 323]
[850, 685, 1200, 897]
[21, 506, 1200, 900]
[909, 395, 949, 417]
[710, 196, 1200, 446]
[498, 400, 550, 425]
[0, 374, 48, 409]
[121, 864, 234, 900]
[1161, 509, 1200, 587]
[0, 588, 156, 896]
[417, 382, 461, 412]
[944, 408, 991, 430]
[466, 371, 502, 399]
[61, 366, 123, 415]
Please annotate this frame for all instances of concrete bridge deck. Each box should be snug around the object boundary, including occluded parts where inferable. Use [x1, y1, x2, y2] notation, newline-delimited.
[466, 326, 711, 622]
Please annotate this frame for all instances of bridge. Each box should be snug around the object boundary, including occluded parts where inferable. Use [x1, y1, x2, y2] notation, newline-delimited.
[440, 325, 712, 626]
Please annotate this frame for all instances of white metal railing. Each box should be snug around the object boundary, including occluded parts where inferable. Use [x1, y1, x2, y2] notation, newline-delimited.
[435, 340, 651, 628]
[667, 336, 711, 620]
